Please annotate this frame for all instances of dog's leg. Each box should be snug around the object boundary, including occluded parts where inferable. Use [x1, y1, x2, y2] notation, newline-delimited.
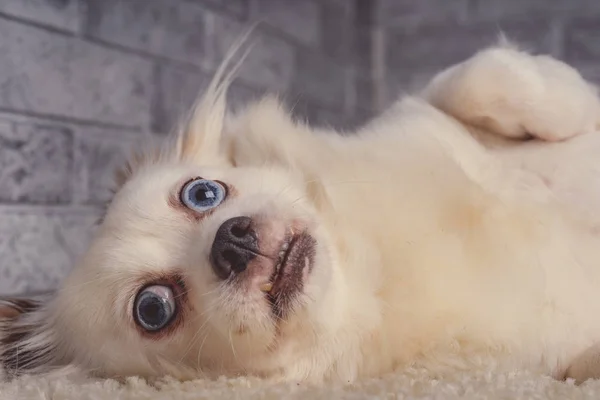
[565, 342, 600, 384]
[422, 42, 600, 142]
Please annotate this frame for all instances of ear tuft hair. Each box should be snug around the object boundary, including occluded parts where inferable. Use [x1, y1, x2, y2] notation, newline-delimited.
[0, 296, 61, 378]
[174, 30, 253, 162]
[113, 28, 255, 191]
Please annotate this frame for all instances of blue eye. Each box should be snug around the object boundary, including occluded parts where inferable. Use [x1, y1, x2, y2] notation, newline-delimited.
[134, 285, 176, 332]
[180, 179, 226, 212]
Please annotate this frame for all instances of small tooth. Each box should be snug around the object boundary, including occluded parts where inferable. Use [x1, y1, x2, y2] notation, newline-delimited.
[282, 242, 289, 251]
[260, 283, 273, 293]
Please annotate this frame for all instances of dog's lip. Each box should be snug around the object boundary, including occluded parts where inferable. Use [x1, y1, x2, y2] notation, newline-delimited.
[269, 235, 298, 287]
[264, 231, 316, 317]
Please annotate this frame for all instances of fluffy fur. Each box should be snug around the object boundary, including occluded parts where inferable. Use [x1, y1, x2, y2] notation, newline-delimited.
[3, 39, 600, 385]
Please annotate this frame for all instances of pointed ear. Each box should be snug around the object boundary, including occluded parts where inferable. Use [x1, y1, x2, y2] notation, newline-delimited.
[0, 296, 60, 377]
[0, 297, 40, 319]
[112, 82, 233, 190]
[172, 87, 228, 164]
[112, 33, 253, 191]
[173, 33, 252, 164]
[110, 78, 233, 192]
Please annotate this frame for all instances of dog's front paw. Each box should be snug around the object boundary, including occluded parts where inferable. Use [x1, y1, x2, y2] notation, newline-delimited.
[565, 342, 600, 384]
[423, 43, 600, 142]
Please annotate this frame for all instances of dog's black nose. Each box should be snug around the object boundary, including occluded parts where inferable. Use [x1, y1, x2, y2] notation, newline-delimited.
[210, 216, 259, 280]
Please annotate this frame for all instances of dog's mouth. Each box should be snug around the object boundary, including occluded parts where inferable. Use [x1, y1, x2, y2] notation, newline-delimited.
[261, 232, 316, 318]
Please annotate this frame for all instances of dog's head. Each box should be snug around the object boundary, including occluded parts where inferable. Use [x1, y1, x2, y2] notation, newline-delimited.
[0, 44, 371, 382]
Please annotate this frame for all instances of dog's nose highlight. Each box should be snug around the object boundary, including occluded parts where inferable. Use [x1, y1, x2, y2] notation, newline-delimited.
[210, 216, 258, 279]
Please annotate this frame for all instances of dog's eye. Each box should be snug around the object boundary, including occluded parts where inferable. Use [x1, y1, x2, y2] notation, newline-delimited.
[180, 179, 226, 213]
[134, 285, 176, 332]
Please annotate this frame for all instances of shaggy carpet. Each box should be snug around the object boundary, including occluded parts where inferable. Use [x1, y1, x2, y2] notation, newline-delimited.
[2, 367, 600, 400]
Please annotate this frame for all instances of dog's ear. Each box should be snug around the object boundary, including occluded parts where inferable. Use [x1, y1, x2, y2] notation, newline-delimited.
[111, 72, 232, 191]
[0, 296, 60, 378]
[0, 297, 40, 319]
[172, 37, 251, 165]
[112, 72, 233, 190]
[0, 302, 24, 319]
[113, 34, 252, 191]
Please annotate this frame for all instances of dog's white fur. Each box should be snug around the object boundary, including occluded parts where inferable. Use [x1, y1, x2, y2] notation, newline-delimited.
[3, 40, 600, 384]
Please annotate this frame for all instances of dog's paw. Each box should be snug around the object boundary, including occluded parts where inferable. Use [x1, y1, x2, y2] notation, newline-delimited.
[565, 342, 600, 384]
[423, 43, 600, 142]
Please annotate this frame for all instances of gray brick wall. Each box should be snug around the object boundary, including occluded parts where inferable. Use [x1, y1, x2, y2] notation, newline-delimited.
[372, 0, 600, 110]
[0, 0, 374, 295]
[2, 0, 600, 295]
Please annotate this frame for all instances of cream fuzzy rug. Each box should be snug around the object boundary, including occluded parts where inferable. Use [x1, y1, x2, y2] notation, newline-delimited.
[2, 368, 600, 400]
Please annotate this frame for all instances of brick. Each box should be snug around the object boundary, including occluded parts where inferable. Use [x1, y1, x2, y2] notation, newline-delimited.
[376, 0, 469, 27]
[73, 130, 139, 205]
[350, 27, 374, 73]
[320, 0, 372, 73]
[566, 18, 600, 63]
[320, 0, 353, 62]
[151, 64, 209, 134]
[210, 15, 295, 92]
[0, 209, 99, 295]
[0, 119, 73, 204]
[152, 65, 267, 134]
[291, 50, 348, 108]
[0, 0, 81, 32]
[471, 0, 600, 21]
[194, 0, 248, 18]
[355, 74, 376, 112]
[385, 20, 556, 71]
[0, 19, 153, 128]
[86, 0, 209, 69]
[249, 0, 321, 47]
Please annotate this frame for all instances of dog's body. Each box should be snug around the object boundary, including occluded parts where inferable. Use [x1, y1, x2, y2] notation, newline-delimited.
[2, 42, 600, 384]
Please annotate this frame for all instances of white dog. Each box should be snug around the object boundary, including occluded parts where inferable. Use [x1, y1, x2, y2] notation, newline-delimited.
[2, 39, 600, 384]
